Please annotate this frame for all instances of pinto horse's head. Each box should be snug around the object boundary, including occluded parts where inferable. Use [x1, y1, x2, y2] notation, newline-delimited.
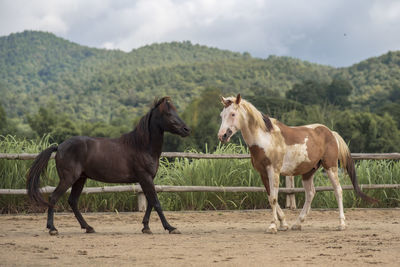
[218, 94, 242, 143]
[155, 97, 191, 137]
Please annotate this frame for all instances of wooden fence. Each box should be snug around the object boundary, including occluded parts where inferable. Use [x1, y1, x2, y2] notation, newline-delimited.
[1, 152, 399, 211]
[1, 152, 400, 160]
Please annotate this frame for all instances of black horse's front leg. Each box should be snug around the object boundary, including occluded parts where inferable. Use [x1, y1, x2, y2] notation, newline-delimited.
[153, 200, 180, 234]
[140, 178, 180, 234]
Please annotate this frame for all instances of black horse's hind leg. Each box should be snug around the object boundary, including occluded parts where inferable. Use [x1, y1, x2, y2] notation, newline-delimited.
[141, 202, 153, 234]
[140, 177, 180, 234]
[47, 180, 71, 235]
[68, 177, 95, 233]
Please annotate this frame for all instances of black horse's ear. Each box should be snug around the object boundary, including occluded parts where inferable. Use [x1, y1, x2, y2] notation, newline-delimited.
[235, 94, 241, 104]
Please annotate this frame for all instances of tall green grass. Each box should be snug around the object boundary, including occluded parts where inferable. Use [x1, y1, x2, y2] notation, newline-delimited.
[0, 135, 58, 213]
[0, 135, 138, 213]
[157, 144, 400, 210]
[294, 160, 400, 209]
[156, 143, 268, 210]
[0, 136, 399, 213]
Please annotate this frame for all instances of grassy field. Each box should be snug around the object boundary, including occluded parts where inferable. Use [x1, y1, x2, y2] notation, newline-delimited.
[0, 135, 399, 213]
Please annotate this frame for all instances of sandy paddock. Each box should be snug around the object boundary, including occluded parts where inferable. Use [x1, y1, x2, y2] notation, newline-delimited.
[0, 209, 399, 266]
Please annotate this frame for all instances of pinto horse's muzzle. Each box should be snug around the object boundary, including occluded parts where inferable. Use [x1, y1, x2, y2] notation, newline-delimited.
[218, 128, 233, 143]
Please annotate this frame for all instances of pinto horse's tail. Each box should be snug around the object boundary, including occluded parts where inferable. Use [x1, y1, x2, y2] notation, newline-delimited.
[332, 131, 378, 204]
[26, 145, 58, 206]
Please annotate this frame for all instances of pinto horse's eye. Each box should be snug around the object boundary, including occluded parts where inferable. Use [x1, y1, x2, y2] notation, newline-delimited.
[231, 113, 235, 117]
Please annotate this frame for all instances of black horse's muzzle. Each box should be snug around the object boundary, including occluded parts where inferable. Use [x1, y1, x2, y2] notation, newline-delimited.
[180, 126, 191, 137]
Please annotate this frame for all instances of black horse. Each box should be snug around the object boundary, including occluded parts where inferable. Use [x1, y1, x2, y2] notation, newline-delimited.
[27, 97, 190, 235]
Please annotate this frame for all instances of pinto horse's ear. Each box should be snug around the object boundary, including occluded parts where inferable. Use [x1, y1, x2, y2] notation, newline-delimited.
[235, 94, 241, 105]
[220, 96, 232, 107]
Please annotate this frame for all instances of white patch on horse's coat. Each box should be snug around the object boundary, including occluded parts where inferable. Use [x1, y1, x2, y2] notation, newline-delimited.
[305, 124, 324, 129]
[246, 128, 273, 148]
[333, 134, 340, 150]
[218, 105, 239, 141]
[280, 137, 310, 176]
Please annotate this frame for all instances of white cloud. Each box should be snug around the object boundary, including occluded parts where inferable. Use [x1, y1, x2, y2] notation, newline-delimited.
[370, 1, 400, 23]
[1, 0, 400, 66]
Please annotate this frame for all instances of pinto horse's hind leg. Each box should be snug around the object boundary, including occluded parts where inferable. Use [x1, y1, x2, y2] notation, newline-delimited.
[68, 177, 95, 233]
[47, 180, 72, 235]
[140, 177, 180, 234]
[326, 167, 346, 230]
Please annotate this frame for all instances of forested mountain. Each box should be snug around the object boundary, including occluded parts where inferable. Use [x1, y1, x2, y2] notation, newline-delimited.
[0, 31, 335, 122]
[0, 31, 399, 152]
[334, 51, 400, 106]
[0, 31, 246, 120]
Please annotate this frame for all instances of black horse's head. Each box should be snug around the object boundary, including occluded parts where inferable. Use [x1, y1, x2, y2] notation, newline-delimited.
[153, 97, 190, 137]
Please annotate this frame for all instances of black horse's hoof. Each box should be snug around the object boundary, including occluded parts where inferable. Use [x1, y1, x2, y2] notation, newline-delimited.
[169, 228, 181, 234]
[142, 228, 153, 234]
[86, 227, 95, 233]
[49, 229, 58, 236]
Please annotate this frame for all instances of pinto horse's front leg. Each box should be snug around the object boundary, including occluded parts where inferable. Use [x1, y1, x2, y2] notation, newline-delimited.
[260, 173, 288, 231]
[267, 167, 280, 234]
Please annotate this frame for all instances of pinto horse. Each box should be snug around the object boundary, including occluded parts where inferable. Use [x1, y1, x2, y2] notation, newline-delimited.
[27, 97, 190, 235]
[218, 94, 377, 233]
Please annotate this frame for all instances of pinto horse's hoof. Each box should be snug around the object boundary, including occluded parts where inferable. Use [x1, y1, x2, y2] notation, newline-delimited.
[49, 229, 59, 236]
[142, 228, 153, 234]
[279, 224, 289, 231]
[291, 224, 302, 231]
[267, 224, 278, 234]
[337, 225, 346, 231]
[86, 227, 95, 233]
[169, 228, 181, 234]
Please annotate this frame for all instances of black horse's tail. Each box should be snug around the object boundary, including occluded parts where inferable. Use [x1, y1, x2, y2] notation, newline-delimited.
[332, 132, 378, 204]
[26, 145, 58, 206]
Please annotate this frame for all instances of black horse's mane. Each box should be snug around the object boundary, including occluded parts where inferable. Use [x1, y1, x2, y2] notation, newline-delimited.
[121, 97, 171, 147]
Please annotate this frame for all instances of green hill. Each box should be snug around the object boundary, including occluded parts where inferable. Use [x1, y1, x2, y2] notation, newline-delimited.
[333, 51, 400, 105]
[0, 30, 399, 127]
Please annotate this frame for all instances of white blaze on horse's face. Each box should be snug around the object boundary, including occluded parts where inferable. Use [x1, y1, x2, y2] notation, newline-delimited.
[218, 97, 240, 143]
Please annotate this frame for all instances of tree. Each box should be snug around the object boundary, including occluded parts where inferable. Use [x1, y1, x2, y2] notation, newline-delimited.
[163, 88, 225, 152]
[81, 121, 128, 138]
[50, 119, 81, 143]
[334, 111, 400, 153]
[326, 79, 353, 107]
[376, 102, 400, 128]
[27, 107, 57, 137]
[0, 103, 7, 134]
[286, 80, 327, 106]
[389, 83, 400, 103]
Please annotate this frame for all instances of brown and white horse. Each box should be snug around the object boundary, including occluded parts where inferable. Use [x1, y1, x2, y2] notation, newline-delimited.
[218, 94, 377, 233]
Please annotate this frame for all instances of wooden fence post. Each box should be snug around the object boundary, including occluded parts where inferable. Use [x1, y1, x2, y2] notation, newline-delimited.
[285, 176, 296, 209]
[137, 193, 147, 212]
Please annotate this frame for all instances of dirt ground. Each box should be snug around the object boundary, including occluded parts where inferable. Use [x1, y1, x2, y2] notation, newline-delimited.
[0, 209, 399, 266]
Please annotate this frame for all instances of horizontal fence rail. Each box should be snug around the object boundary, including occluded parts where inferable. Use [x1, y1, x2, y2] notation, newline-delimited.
[1, 152, 400, 160]
[1, 152, 399, 211]
[1, 184, 399, 195]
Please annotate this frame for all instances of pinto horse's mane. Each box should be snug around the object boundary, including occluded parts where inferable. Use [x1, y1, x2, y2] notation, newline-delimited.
[225, 96, 274, 132]
[121, 97, 173, 147]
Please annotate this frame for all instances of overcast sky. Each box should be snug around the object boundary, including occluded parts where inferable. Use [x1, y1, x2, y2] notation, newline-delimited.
[0, 0, 399, 67]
